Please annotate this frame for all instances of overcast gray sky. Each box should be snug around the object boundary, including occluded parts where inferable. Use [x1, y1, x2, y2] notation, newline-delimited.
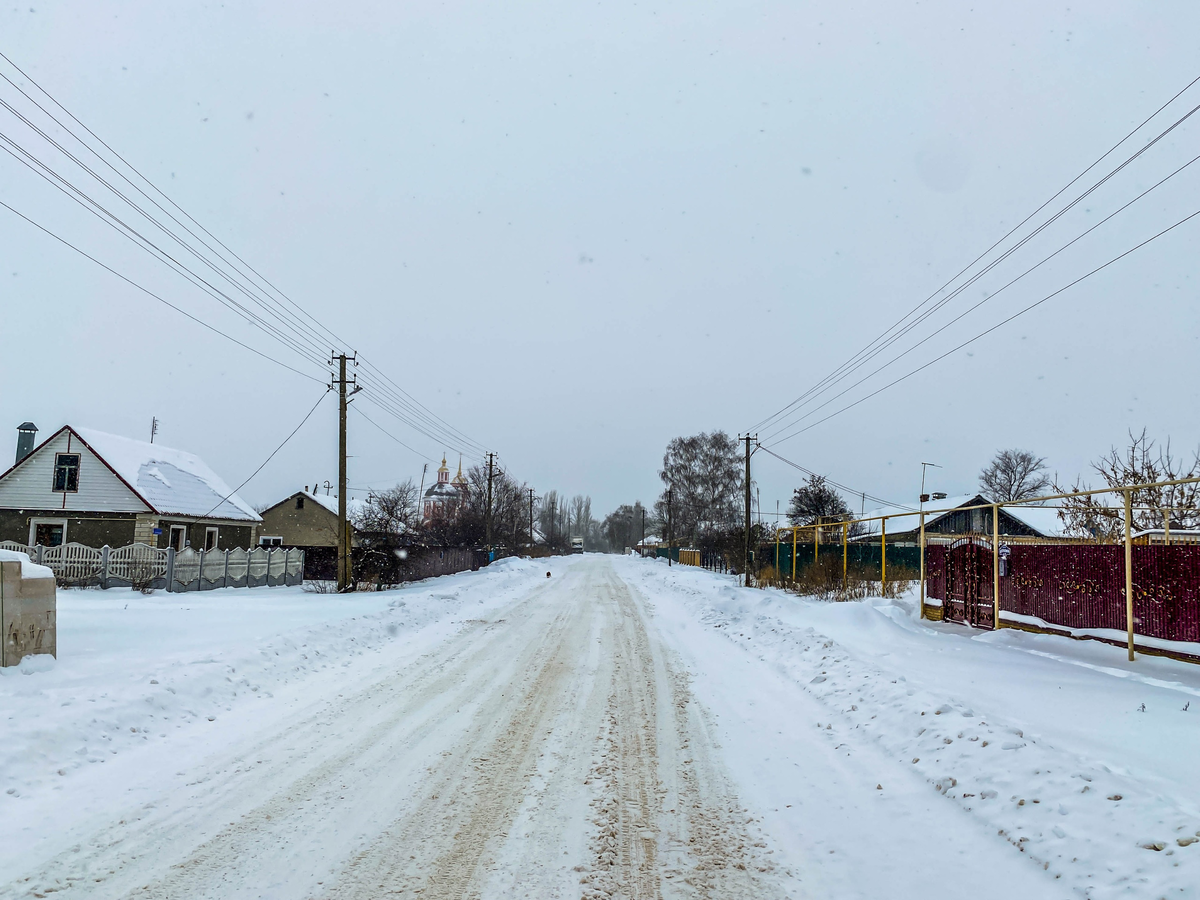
[2, 1, 1198, 519]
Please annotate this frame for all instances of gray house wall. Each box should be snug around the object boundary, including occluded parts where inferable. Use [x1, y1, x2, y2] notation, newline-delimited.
[0, 509, 137, 547]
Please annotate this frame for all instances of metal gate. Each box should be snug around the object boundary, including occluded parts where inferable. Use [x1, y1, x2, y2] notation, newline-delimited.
[943, 538, 994, 629]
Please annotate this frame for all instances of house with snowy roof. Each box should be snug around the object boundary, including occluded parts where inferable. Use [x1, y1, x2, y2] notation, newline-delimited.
[853, 493, 1067, 543]
[0, 423, 261, 551]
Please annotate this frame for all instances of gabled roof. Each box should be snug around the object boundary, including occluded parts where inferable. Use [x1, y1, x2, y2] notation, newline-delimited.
[261, 489, 341, 517]
[69, 427, 260, 521]
[858, 493, 1067, 537]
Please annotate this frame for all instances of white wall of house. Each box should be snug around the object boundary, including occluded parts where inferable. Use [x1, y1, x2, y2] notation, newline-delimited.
[0, 429, 150, 515]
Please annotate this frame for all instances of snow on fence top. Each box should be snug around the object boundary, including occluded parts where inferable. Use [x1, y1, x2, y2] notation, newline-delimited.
[75, 428, 260, 522]
[0, 547, 55, 580]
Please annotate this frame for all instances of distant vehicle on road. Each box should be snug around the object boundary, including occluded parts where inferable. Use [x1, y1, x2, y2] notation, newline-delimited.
[570, 537, 584, 554]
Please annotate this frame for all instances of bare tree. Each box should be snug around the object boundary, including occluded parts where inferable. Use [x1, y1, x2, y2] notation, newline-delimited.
[657, 431, 742, 545]
[352, 480, 421, 536]
[1054, 430, 1200, 537]
[979, 449, 1051, 502]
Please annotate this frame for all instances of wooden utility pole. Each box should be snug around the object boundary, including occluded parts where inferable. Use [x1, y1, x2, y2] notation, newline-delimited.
[485, 452, 495, 561]
[667, 488, 673, 567]
[331, 352, 357, 592]
[742, 434, 755, 587]
[528, 488, 535, 557]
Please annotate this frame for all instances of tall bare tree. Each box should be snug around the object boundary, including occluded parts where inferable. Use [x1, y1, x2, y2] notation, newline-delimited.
[1054, 430, 1200, 537]
[657, 431, 742, 545]
[979, 449, 1051, 501]
[787, 475, 852, 526]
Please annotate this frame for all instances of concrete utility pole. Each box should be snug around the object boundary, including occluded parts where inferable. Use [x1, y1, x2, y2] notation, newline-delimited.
[331, 353, 357, 592]
[743, 434, 756, 588]
[528, 488, 535, 556]
[485, 452, 496, 560]
[667, 488, 673, 567]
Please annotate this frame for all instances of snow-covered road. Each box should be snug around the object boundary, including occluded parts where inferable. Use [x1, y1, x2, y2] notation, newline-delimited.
[3, 555, 1198, 899]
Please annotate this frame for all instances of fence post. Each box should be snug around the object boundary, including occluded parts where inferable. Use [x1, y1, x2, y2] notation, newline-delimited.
[165, 546, 176, 593]
[1124, 488, 1135, 661]
[918, 513, 926, 619]
[881, 517, 887, 597]
[223, 549, 231, 589]
[992, 504, 1001, 631]
[101, 545, 110, 590]
[791, 527, 797, 581]
[36, 544, 44, 566]
[197, 549, 205, 593]
[842, 521, 848, 592]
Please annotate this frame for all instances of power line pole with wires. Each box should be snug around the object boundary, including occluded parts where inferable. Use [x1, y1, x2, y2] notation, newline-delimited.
[742, 434, 756, 588]
[485, 452, 496, 561]
[331, 352, 358, 592]
[528, 488, 536, 557]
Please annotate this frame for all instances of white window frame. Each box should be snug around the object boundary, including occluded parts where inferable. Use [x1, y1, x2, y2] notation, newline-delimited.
[204, 526, 219, 551]
[28, 517, 68, 547]
[168, 525, 188, 552]
[259, 535, 283, 547]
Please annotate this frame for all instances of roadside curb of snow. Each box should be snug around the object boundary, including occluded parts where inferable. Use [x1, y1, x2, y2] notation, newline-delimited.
[629, 561, 1200, 900]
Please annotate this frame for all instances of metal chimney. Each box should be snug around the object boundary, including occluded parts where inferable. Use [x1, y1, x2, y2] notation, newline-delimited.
[15, 422, 37, 465]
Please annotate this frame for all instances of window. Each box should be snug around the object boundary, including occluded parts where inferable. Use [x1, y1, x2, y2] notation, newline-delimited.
[169, 525, 188, 552]
[53, 453, 80, 492]
[204, 527, 219, 551]
[259, 536, 283, 547]
[32, 521, 66, 546]
[296, 495, 305, 510]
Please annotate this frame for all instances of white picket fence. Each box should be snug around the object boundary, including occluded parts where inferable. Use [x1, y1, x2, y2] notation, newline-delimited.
[0, 541, 304, 592]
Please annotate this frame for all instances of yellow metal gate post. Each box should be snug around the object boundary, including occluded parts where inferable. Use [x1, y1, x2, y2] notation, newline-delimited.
[791, 526, 797, 581]
[842, 521, 848, 592]
[1124, 489, 1135, 661]
[881, 517, 887, 597]
[992, 504, 1001, 631]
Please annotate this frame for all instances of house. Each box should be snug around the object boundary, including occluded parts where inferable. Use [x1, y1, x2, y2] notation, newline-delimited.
[854, 493, 1067, 543]
[257, 489, 360, 549]
[0, 423, 260, 551]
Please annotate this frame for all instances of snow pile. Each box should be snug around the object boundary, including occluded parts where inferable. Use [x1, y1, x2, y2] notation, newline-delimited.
[0, 548, 55, 580]
[620, 558, 1200, 899]
[0, 560, 542, 810]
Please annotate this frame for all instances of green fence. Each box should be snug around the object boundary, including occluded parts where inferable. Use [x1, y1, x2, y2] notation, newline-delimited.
[764, 541, 922, 580]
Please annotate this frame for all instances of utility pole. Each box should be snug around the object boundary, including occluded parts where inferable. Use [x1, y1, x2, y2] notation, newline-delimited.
[528, 488, 535, 556]
[641, 506, 646, 552]
[331, 353, 357, 592]
[150, 417, 159, 444]
[742, 434, 756, 588]
[485, 452, 496, 561]
[667, 487, 673, 567]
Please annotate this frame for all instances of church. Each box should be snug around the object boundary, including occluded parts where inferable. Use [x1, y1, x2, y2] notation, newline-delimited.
[422, 456, 469, 521]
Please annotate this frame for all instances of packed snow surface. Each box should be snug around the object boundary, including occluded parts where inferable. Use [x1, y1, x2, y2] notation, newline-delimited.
[2, 555, 1198, 899]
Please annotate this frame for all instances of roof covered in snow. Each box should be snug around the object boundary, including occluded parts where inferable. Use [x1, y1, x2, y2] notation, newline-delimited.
[856, 493, 1067, 537]
[74, 428, 260, 522]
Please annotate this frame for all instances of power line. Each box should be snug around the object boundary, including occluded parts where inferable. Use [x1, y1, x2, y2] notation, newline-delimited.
[757, 445, 913, 511]
[188, 390, 328, 524]
[751, 73, 1200, 435]
[0, 197, 324, 384]
[761, 148, 1200, 442]
[0, 51, 489, 458]
[768, 205, 1200, 446]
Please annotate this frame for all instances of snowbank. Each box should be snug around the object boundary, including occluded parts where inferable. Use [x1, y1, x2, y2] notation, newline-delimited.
[617, 557, 1200, 900]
